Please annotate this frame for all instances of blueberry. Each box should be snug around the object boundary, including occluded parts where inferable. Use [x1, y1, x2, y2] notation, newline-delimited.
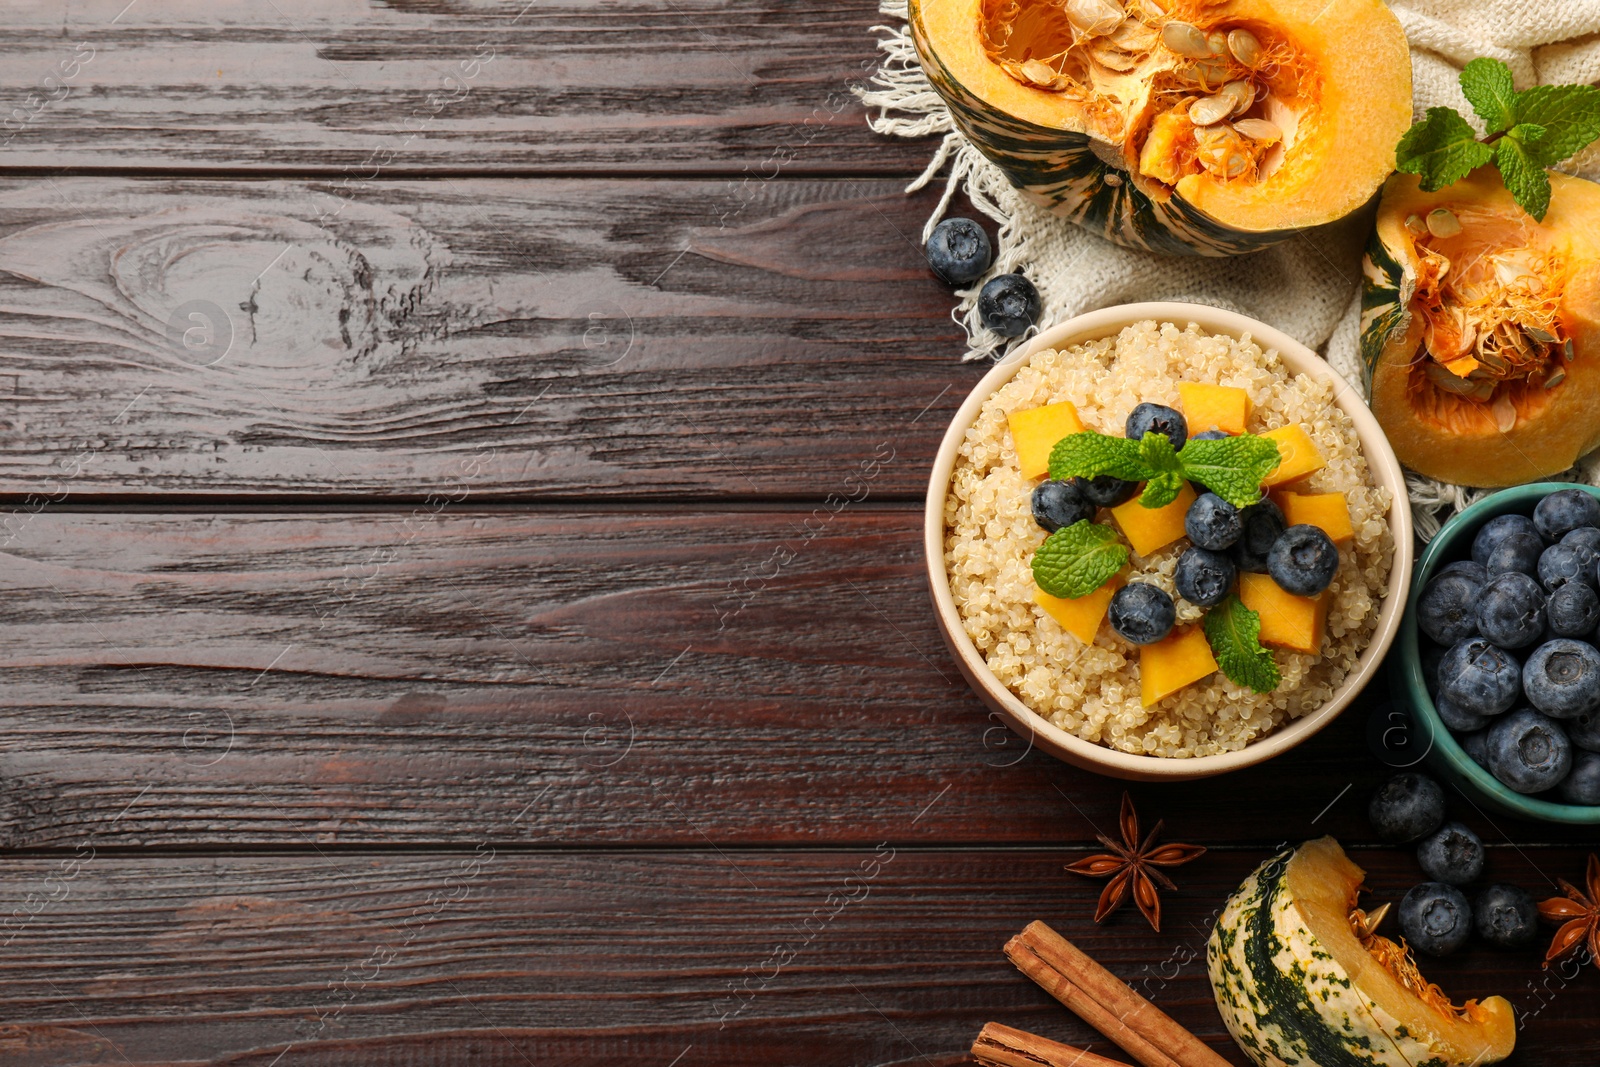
[1472, 514, 1541, 567]
[1460, 729, 1491, 768]
[1125, 402, 1187, 453]
[1400, 882, 1472, 956]
[1437, 559, 1489, 585]
[1174, 546, 1236, 608]
[1434, 693, 1491, 732]
[1268, 524, 1340, 597]
[1522, 639, 1600, 719]
[1031, 479, 1095, 533]
[1564, 525, 1600, 562]
[1072, 475, 1140, 508]
[1437, 637, 1522, 716]
[1421, 642, 1446, 696]
[1416, 821, 1485, 885]
[1230, 498, 1285, 574]
[1558, 749, 1600, 804]
[1367, 772, 1446, 843]
[1546, 582, 1600, 638]
[1185, 492, 1241, 550]
[1539, 543, 1594, 592]
[1475, 884, 1540, 948]
[978, 273, 1040, 337]
[1534, 487, 1600, 542]
[1569, 711, 1600, 752]
[1417, 572, 1482, 645]
[1484, 530, 1544, 577]
[924, 217, 992, 285]
[1475, 572, 1547, 649]
[1486, 707, 1573, 793]
[1107, 583, 1175, 645]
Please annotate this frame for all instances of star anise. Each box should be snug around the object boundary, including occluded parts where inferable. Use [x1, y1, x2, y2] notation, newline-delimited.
[1064, 791, 1206, 933]
[1539, 852, 1600, 970]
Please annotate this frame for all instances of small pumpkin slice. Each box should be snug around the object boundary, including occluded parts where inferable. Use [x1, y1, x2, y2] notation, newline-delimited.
[1034, 571, 1122, 645]
[1110, 482, 1195, 557]
[1008, 401, 1085, 479]
[1259, 425, 1324, 487]
[1177, 382, 1250, 435]
[1239, 572, 1326, 654]
[1274, 490, 1353, 545]
[1139, 625, 1218, 707]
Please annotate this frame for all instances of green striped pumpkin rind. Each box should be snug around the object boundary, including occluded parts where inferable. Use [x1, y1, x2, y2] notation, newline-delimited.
[910, 6, 1296, 258]
[1359, 227, 1411, 391]
[1207, 849, 1454, 1067]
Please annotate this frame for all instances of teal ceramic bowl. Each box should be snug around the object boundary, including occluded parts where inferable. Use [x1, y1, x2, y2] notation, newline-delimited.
[1394, 482, 1600, 825]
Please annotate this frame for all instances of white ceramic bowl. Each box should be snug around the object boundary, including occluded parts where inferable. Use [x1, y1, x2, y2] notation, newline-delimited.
[925, 302, 1414, 781]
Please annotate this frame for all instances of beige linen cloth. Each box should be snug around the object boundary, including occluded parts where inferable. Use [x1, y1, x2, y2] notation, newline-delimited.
[859, 0, 1600, 534]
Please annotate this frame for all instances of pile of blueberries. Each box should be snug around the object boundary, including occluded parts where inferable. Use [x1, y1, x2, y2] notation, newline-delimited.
[925, 217, 1041, 339]
[1369, 771, 1538, 956]
[1415, 487, 1600, 805]
[1031, 402, 1341, 647]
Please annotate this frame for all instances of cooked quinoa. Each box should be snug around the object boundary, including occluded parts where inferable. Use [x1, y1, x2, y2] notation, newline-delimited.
[944, 320, 1394, 758]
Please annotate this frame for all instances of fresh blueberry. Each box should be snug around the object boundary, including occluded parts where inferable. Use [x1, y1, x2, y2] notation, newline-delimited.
[1438, 559, 1489, 585]
[1107, 583, 1176, 646]
[1367, 772, 1446, 843]
[1268, 524, 1340, 597]
[1174, 546, 1236, 608]
[977, 273, 1040, 338]
[1563, 525, 1600, 565]
[1437, 637, 1522, 716]
[1416, 821, 1485, 885]
[1417, 571, 1482, 645]
[1534, 487, 1600, 542]
[1459, 729, 1491, 768]
[1031, 479, 1095, 533]
[1072, 475, 1140, 508]
[1185, 492, 1241, 550]
[1486, 707, 1573, 793]
[1125, 402, 1187, 453]
[1546, 582, 1600, 638]
[924, 217, 992, 285]
[1400, 882, 1472, 956]
[1475, 884, 1540, 948]
[1422, 642, 1446, 696]
[1538, 543, 1595, 591]
[1434, 693, 1492, 732]
[1569, 711, 1600, 752]
[1558, 750, 1600, 804]
[1522, 639, 1600, 719]
[1230, 498, 1285, 574]
[1186, 430, 1228, 494]
[1483, 530, 1544, 577]
[1472, 514, 1542, 567]
[1475, 572, 1547, 649]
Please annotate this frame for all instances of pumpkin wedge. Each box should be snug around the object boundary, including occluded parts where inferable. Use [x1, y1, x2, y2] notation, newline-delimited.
[1209, 837, 1516, 1067]
[910, 0, 1411, 255]
[1362, 167, 1600, 486]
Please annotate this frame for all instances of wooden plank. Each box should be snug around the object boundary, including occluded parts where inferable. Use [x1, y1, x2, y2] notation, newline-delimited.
[0, 506, 1581, 850]
[0, 176, 972, 499]
[0, 0, 929, 175]
[0, 847, 1588, 1065]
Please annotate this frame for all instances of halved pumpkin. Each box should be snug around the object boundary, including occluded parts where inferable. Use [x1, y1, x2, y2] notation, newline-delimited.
[1362, 167, 1600, 486]
[1209, 837, 1516, 1067]
[910, 0, 1411, 255]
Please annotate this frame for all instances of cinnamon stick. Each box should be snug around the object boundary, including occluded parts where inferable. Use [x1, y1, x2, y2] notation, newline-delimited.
[971, 1021, 1130, 1067]
[1005, 920, 1232, 1067]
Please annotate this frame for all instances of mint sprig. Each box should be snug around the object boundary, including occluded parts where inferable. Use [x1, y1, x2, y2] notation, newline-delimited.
[1203, 595, 1280, 693]
[1137, 432, 1184, 508]
[1396, 58, 1600, 221]
[1176, 435, 1280, 507]
[1046, 428, 1281, 509]
[1046, 432, 1150, 482]
[1033, 520, 1128, 599]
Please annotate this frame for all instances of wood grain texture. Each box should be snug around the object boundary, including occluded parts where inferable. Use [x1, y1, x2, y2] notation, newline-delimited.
[0, 848, 1591, 1066]
[0, 0, 927, 175]
[0, 176, 975, 499]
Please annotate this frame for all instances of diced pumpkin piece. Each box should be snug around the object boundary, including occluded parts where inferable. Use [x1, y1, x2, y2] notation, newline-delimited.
[1177, 382, 1251, 436]
[1260, 425, 1326, 487]
[1239, 572, 1329, 655]
[1140, 626, 1219, 707]
[1110, 482, 1196, 557]
[1008, 402, 1085, 480]
[1275, 490, 1355, 545]
[1034, 573, 1122, 645]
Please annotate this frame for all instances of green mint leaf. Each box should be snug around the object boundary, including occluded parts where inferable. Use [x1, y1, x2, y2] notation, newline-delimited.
[1510, 83, 1600, 163]
[1460, 57, 1518, 134]
[1396, 106, 1495, 192]
[1139, 472, 1184, 509]
[1048, 431, 1152, 483]
[1174, 434, 1281, 508]
[1137, 430, 1181, 473]
[1032, 520, 1129, 599]
[1495, 126, 1553, 220]
[1203, 595, 1280, 693]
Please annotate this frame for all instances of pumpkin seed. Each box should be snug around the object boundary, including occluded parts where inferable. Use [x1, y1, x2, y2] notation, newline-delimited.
[1109, 17, 1158, 51]
[1091, 45, 1139, 71]
[1424, 361, 1484, 397]
[1566, 338, 1576, 362]
[1225, 79, 1255, 116]
[1161, 21, 1212, 58]
[1189, 88, 1239, 126]
[1546, 367, 1567, 389]
[1207, 30, 1228, 55]
[1404, 213, 1427, 237]
[1227, 28, 1262, 67]
[1065, 0, 1124, 36]
[1425, 208, 1462, 238]
[1526, 325, 1557, 344]
[1019, 58, 1069, 88]
[1492, 393, 1518, 432]
[1231, 117, 1281, 143]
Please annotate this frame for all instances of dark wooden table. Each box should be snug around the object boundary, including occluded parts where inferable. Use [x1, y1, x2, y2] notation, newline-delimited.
[0, 3, 1591, 1064]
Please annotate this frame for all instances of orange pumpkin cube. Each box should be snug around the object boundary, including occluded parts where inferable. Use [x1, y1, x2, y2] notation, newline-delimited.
[1177, 382, 1250, 436]
[1140, 626, 1219, 706]
[1008, 402, 1086, 480]
[1110, 482, 1196, 557]
[1275, 490, 1354, 545]
[1239, 572, 1329, 654]
[1034, 573, 1122, 645]
[1260, 425, 1326, 487]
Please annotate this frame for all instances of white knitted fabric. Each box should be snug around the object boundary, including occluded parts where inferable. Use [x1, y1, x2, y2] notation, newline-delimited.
[860, 0, 1600, 535]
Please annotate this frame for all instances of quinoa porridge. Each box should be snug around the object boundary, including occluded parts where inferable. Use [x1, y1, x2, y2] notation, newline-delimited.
[943, 320, 1394, 758]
